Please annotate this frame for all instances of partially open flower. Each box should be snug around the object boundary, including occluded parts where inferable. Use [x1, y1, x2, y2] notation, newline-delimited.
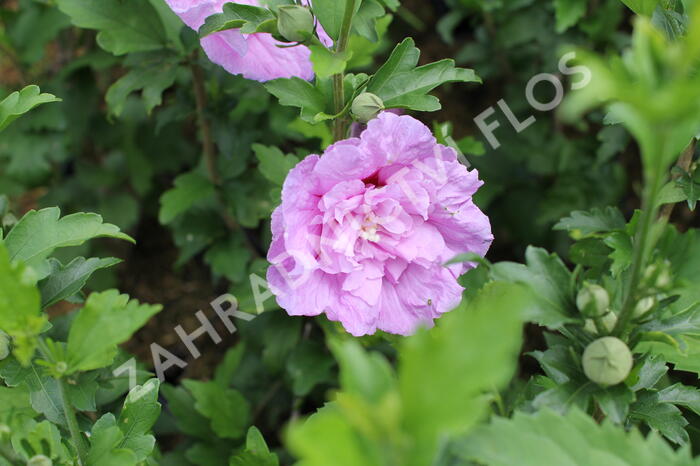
[277, 5, 314, 43]
[163, 0, 331, 81]
[582, 336, 633, 386]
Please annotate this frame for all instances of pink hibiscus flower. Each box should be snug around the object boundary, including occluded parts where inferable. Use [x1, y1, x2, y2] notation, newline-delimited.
[267, 112, 494, 336]
[164, 0, 328, 81]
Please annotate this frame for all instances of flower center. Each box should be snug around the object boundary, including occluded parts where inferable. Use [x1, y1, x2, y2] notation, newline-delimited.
[358, 214, 380, 242]
[362, 172, 384, 188]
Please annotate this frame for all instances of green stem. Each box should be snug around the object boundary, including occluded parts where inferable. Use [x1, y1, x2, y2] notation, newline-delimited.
[37, 338, 88, 465]
[58, 379, 89, 465]
[0, 444, 21, 466]
[331, 0, 357, 142]
[612, 146, 668, 338]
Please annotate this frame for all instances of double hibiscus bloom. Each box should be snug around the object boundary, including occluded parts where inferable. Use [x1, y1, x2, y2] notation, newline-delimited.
[165, 1, 494, 336]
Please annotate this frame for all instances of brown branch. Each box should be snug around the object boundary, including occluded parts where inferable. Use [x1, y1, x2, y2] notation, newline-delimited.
[190, 59, 261, 257]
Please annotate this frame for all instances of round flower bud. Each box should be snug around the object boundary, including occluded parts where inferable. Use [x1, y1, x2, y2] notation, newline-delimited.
[642, 261, 673, 291]
[27, 455, 53, 466]
[633, 296, 656, 318]
[277, 5, 314, 43]
[582, 336, 633, 386]
[0, 424, 9, 438]
[352, 93, 385, 123]
[0, 330, 9, 361]
[576, 283, 609, 317]
[55, 361, 68, 375]
[583, 312, 617, 335]
[655, 268, 672, 290]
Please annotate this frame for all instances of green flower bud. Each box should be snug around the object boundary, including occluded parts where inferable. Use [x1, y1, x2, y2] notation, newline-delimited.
[576, 283, 609, 317]
[633, 296, 656, 318]
[583, 312, 617, 335]
[0, 330, 9, 361]
[55, 361, 68, 375]
[0, 424, 9, 438]
[277, 5, 314, 43]
[27, 455, 53, 466]
[352, 93, 384, 123]
[582, 336, 633, 386]
[642, 261, 673, 291]
[655, 268, 672, 290]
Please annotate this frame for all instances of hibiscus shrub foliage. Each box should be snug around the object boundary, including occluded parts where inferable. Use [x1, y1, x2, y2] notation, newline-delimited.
[2, 0, 700, 465]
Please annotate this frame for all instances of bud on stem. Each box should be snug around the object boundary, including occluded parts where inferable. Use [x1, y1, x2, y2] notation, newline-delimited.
[576, 283, 610, 317]
[351, 93, 385, 123]
[582, 336, 633, 386]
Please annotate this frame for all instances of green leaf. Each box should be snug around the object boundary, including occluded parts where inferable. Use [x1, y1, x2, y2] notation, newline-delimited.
[252, 144, 300, 186]
[638, 336, 700, 376]
[309, 45, 352, 79]
[66, 372, 100, 412]
[0, 85, 60, 132]
[630, 391, 689, 445]
[10, 419, 71, 463]
[105, 53, 178, 117]
[214, 344, 246, 386]
[0, 385, 37, 422]
[352, 0, 385, 42]
[652, 7, 688, 40]
[674, 167, 700, 211]
[457, 408, 695, 465]
[264, 78, 327, 123]
[161, 384, 215, 439]
[491, 247, 576, 329]
[39, 257, 122, 308]
[554, 206, 626, 237]
[330, 339, 394, 403]
[593, 384, 635, 424]
[66, 290, 162, 373]
[287, 340, 335, 396]
[203, 235, 252, 282]
[4, 207, 133, 271]
[346, 14, 392, 69]
[87, 414, 139, 466]
[117, 379, 161, 461]
[630, 353, 668, 391]
[657, 383, 700, 416]
[56, 0, 172, 55]
[554, 0, 587, 33]
[399, 282, 527, 466]
[230, 426, 279, 466]
[288, 402, 385, 466]
[288, 282, 529, 466]
[159, 172, 216, 224]
[0, 358, 65, 425]
[366, 38, 480, 112]
[605, 231, 633, 276]
[312, 0, 361, 41]
[621, 0, 661, 16]
[183, 380, 251, 439]
[199, 3, 276, 36]
[0, 244, 45, 365]
[639, 304, 700, 341]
